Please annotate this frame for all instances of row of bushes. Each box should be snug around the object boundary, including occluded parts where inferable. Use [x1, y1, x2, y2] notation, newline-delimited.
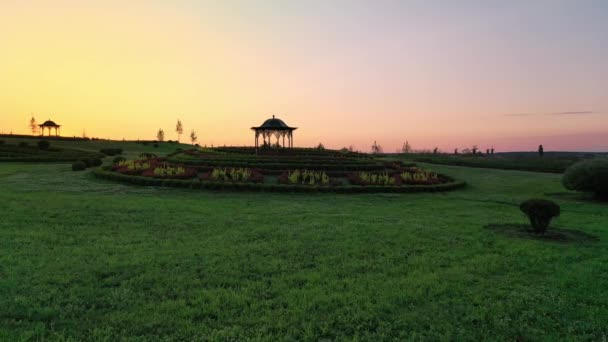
[183, 150, 372, 162]
[99, 148, 123, 156]
[93, 167, 465, 193]
[410, 154, 579, 173]
[72, 158, 103, 171]
[167, 157, 385, 171]
[213, 147, 370, 158]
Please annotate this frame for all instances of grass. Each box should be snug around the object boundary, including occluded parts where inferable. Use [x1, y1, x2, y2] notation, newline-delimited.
[0, 136, 191, 160]
[397, 153, 601, 173]
[1, 143, 607, 340]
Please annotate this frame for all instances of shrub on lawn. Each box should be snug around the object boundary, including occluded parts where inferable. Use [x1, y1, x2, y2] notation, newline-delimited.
[72, 161, 87, 171]
[37, 140, 50, 150]
[18, 141, 29, 147]
[100, 148, 123, 156]
[113, 156, 126, 164]
[82, 158, 103, 167]
[519, 199, 561, 234]
[562, 159, 608, 198]
[0, 140, 4, 145]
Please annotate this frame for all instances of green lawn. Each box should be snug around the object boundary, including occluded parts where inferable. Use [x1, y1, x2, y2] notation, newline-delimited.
[0, 136, 191, 160]
[1, 156, 607, 340]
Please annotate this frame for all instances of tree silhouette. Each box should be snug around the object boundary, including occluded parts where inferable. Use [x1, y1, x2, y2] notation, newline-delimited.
[401, 141, 412, 153]
[157, 129, 165, 142]
[371, 140, 382, 154]
[29, 115, 38, 135]
[190, 130, 198, 145]
[176, 119, 183, 142]
[538, 144, 544, 157]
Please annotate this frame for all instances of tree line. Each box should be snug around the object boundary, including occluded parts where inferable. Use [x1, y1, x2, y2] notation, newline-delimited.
[156, 119, 198, 145]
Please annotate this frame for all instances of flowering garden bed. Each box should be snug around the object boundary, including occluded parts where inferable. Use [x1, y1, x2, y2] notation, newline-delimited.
[93, 148, 465, 193]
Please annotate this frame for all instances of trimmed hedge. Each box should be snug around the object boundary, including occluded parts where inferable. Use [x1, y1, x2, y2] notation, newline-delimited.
[520, 199, 561, 234]
[93, 167, 465, 193]
[562, 159, 608, 197]
[72, 161, 87, 171]
[38, 140, 51, 150]
[100, 148, 123, 156]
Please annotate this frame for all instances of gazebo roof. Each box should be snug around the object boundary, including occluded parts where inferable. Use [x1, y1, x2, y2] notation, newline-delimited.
[40, 120, 60, 127]
[251, 115, 297, 131]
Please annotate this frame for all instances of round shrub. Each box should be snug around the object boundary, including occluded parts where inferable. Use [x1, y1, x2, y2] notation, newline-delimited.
[113, 156, 126, 164]
[562, 159, 608, 198]
[18, 141, 29, 148]
[519, 199, 561, 234]
[82, 158, 103, 167]
[0, 140, 4, 145]
[38, 140, 50, 150]
[72, 161, 87, 171]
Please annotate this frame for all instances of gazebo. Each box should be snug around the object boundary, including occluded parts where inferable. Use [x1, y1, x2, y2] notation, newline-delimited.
[39, 119, 61, 136]
[251, 115, 297, 150]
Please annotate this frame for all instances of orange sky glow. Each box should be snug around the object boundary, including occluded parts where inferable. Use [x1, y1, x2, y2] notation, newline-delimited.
[1, 0, 607, 152]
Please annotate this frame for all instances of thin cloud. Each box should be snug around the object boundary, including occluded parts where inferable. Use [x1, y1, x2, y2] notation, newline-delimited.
[506, 110, 597, 117]
[546, 111, 594, 115]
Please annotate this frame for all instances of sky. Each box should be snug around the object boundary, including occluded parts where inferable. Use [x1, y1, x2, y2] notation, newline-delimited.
[1, 0, 607, 152]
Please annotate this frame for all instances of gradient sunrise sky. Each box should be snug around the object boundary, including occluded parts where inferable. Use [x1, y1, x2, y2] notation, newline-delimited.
[1, 0, 607, 152]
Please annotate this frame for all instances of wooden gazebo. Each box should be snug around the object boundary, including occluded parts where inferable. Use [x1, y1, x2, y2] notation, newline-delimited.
[251, 115, 297, 150]
[39, 119, 61, 136]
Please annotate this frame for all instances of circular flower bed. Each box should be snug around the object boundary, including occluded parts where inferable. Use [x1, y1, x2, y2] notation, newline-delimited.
[93, 147, 465, 193]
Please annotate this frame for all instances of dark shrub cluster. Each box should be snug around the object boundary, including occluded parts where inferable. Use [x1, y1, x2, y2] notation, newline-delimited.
[113, 156, 126, 164]
[100, 148, 123, 156]
[83, 158, 103, 167]
[562, 159, 608, 198]
[37, 140, 50, 150]
[18, 141, 29, 148]
[520, 199, 560, 234]
[0, 140, 5, 145]
[72, 161, 87, 171]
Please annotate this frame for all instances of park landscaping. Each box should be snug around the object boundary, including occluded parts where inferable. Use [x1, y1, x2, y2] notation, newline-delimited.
[92, 147, 465, 193]
[0, 138, 607, 340]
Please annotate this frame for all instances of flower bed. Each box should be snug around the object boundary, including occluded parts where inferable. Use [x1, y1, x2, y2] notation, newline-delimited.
[94, 166, 465, 193]
[199, 168, 264, 183]
[348, 167, 451, 186]
[277, 169, 340, 186]
[141, 163, 197, 179]
[95, 148, 465, 193]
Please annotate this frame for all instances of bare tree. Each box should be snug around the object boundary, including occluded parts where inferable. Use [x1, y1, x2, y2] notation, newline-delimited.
[176, 119, 183, 142]
[401, 141, 412, 153]
[371, 140, 383, 154]
[29, 115, 38, 135]
[190, 130, 198, 145]
[157, 128, 165, 142]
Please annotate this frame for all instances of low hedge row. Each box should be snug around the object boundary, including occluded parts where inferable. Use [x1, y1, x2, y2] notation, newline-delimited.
[93, 167, 465, 193]
[167, 158, 385, 171]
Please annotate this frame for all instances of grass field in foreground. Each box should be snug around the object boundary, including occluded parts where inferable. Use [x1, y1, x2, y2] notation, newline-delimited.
[1, 159, 607, 340]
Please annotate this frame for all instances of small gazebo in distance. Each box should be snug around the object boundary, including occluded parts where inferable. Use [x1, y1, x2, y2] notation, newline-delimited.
[39, 119, 61, 136]
[251, 115, 297, 150]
